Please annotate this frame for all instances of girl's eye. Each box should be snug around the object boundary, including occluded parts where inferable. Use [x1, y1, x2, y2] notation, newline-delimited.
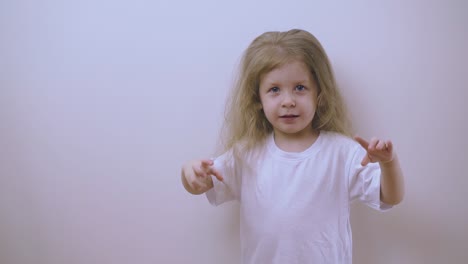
[270, 87, 280, 93]
[295, 85, 305, 91]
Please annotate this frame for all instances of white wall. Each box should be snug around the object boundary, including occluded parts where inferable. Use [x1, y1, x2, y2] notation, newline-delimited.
[1, 0, 467, 263]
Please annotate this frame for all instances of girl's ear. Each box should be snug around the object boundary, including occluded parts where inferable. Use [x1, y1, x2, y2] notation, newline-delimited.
[257, 102, 263, 110]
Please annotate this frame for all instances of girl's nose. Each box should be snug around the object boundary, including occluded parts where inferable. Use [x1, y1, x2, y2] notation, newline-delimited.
[281, 92, 296, 107]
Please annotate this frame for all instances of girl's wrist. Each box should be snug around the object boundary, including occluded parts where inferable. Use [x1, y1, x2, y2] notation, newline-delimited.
[379, 155, 397, 168]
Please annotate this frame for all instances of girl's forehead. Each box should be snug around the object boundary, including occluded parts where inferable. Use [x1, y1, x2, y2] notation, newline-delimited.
[260, 60, 314, 84]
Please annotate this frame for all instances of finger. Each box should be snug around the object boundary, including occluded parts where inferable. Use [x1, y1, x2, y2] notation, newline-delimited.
[201, 159, 214, 168]
[192, 164, 207, 178]
[354, 135, 369, 149]
[361, 154, 370, 166]
[209, 167, 224, 181]
[376, 140, 386, 151]
[368, 137, 378, 151]
[386, 140, 393, 153]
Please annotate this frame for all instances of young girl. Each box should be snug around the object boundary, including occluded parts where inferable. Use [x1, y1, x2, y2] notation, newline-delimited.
[181, 29, 404, 264]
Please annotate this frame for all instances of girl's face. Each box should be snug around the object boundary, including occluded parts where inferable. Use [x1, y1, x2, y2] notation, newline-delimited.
[259, 60, 318, 141]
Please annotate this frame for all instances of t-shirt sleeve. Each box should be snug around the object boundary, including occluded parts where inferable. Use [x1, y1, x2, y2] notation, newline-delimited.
[348, 145, 393, 211]
[206, 151, 241, 206]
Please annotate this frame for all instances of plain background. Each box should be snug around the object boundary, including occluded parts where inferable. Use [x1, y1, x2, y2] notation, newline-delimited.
[1, 0, 467, 263]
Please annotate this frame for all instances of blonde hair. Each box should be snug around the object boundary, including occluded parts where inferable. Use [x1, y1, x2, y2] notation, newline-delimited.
[218, 29, 351, 159]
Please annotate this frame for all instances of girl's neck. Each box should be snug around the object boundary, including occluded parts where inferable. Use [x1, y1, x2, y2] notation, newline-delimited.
[273, 129, 319, 152]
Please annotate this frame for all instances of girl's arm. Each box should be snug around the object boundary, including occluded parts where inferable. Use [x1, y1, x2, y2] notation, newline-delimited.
[379, 155, 405, 205]
[355, 136, 405, 205]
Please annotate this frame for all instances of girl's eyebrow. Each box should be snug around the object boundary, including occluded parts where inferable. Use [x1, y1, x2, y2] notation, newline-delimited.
[261, 80, 279, 87]
[262, 78, 311, 87]
[295, 80, 308, 84]
[294, 78, 310, 83]
[270, 80, 308, 86]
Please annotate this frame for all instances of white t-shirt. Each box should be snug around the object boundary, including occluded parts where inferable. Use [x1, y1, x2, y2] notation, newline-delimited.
[206, 131, 391, 264]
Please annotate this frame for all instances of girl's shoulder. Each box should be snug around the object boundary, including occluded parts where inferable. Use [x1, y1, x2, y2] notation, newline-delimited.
[319, 130, 360, 153]
[216, 137, 268, 162]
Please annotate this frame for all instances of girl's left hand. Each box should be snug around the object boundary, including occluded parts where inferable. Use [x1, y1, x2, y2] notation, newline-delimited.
[354, 136, 394, 166]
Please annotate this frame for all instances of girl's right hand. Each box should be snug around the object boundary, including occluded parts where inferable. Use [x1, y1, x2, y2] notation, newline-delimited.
[181, 159, 224, 194]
